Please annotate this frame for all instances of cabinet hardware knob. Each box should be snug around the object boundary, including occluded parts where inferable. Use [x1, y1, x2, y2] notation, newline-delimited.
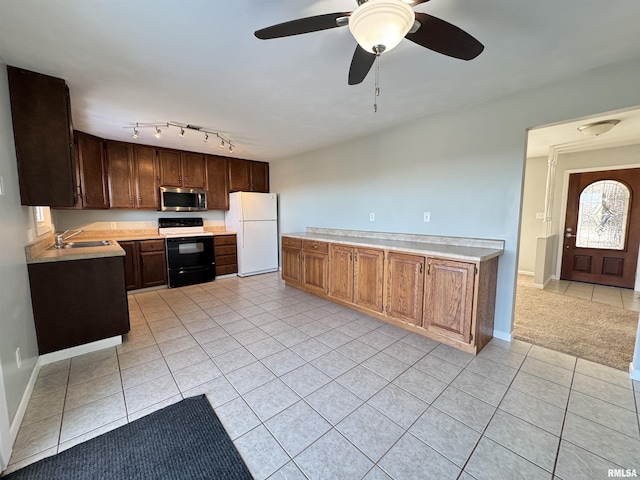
[427, 264, 431, 275]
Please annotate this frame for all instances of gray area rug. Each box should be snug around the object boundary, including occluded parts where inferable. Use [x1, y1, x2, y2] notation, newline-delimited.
[514, 279, 638, 370]
[4, 395, 252, 480]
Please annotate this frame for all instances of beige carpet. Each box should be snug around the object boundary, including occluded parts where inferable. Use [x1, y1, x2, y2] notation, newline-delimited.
[514, 279, 638, 371]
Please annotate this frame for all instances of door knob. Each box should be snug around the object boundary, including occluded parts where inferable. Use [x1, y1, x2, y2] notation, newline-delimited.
[565, 233, 576, 238]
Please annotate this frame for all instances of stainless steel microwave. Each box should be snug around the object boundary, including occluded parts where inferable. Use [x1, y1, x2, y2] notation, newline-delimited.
[159, 187, 208, 212]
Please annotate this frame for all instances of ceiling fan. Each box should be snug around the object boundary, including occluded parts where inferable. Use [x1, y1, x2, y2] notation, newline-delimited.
[255, 0, 484, 85]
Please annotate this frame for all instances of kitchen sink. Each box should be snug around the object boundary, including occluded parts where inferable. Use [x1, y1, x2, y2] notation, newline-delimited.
[49, 240, 111, 249]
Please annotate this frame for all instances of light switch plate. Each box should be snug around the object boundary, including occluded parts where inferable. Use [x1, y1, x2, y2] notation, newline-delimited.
[369, 213, 375, 222]
[0, 175, 4, 196]
[423, 212, 431, 222]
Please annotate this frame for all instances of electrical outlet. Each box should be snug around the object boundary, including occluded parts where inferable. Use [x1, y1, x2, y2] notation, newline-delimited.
[536, 212, 545, 220]
[423, 212, 431, 222]
[369, 213, 375, 222]
[15, 348, 21, 369]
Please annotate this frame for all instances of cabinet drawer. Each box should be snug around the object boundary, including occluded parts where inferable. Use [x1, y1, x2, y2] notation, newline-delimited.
[216, 255, 237, 266]
[216, 245, 237, 256]
[303, 240, 328, 254]
[216, 264, 238, 275]
[282, 237, 302, 249]
[215, 235, 237, 246]
[139, 239, 166, 252]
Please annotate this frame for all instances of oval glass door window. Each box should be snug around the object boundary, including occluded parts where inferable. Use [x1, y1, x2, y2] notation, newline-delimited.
[576, 180, 630, 250]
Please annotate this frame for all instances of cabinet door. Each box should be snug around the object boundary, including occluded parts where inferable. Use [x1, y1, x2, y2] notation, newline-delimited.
[119, 241, 140, 290]
[7, 66, 75, 207]
[76, 132, 109, 209]
[158, 149, 182, 187]
[329, 244, 354, 303]
[140, 250, 168, 287]
[250, 161, 269, 192]
[282, 247, 302, 285]
[106, 141, 134, 208]
[354, 248, 385, 313]
[206, 155, 230, 210]
[386, 252, 425, 326]
[424, 258, 475, 344]
[229, 158, 251, 192]
[134, 146, 159, 209]
[303, 251, 329, 296]
[182, 153, 206, 188]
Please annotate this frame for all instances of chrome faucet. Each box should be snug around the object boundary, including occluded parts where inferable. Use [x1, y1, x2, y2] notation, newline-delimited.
[54, 229, 84, 248]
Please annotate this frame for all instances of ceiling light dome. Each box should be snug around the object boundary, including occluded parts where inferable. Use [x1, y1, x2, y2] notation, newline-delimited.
[349, 0, 415, 54]
[577, 119, 620, 137]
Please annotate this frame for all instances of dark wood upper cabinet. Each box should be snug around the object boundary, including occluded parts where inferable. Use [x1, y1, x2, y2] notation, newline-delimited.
[229, 158, 269, 193]
[132, 145, 159, 209]
[206, 155, 230, 210]
[158, 149, 205, 189]
[251, 161, 270, 193]
[106, 140, 134, 208]
[7, 66, 76, 207]
[229, 158, 251, 192]
[106, 141, 158, 209]
[76, 131, 109, 209]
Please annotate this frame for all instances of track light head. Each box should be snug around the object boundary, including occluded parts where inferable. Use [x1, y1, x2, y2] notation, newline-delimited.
[132, 129, 139, 139]
[229, 144, 233, 153]
[203, 133, 209, 143]
[179, 128, 185, 138]
[220, 139, 225, 148]
[154, 128, 161, 138]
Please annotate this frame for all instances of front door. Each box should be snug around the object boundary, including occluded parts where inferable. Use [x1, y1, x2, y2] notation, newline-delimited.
[561, 168, 640, 288]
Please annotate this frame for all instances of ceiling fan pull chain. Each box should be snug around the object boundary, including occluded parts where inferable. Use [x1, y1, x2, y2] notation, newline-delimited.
[374, 51, 380, 113]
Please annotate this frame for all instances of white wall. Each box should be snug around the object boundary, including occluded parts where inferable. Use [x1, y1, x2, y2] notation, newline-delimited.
[518, 155, 547, 273]
[0, 62, 39, 464]
[53, 208, 226, 231]
[271, 56, 640, 340]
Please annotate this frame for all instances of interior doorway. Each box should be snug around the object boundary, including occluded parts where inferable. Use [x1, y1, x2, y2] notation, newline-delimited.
[515, 107, 640, 371]
[560, 168, 640, 288]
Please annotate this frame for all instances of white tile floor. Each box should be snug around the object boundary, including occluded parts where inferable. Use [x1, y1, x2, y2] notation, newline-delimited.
[543, 278, 640, 311]
[5, 272, 640, 479]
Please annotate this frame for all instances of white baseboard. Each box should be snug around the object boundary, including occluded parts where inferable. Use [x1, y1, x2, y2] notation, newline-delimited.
[39, 336, 122, 366]
[517, 270, 534, 276]
[7, 359, 41, 461]
[630, 361, 640, 381]
[493, 329, 513, 342]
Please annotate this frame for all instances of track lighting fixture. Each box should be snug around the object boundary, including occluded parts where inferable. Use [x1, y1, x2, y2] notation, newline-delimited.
[124, 122, 235, 152]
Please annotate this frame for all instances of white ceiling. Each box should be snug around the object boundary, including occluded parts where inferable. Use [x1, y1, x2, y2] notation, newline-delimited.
[1, 0, 639, 161]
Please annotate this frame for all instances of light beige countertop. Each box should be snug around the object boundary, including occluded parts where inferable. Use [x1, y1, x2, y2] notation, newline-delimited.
[26, 228, 237, 264]
[283, 228, 504, 262]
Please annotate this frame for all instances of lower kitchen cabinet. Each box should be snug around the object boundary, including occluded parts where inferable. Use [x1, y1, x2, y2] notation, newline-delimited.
[281, 235, 499, 355]
[328, 244, 354, 303]
[282, 237, 303, 286]
[386, 252, 425, 326]
[214, 234, 238, 276]
[354, 248, 385, 314]
[27, 256, 130, 354]
[424, 258, 475, 343]
[120, 239, 167, 290]
[302, 240, 329, 296]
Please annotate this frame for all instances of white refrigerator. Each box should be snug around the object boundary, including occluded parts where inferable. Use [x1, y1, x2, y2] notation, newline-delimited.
[225, 192, 278, 277]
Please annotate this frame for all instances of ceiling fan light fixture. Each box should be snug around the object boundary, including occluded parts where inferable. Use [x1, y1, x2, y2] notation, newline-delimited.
[349, 0, 415, 54]
[577, 119, 620, 137]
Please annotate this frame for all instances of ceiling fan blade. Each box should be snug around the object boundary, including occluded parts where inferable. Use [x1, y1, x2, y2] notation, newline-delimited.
[348, 45, 376, 85]
[402, 0, 430, 5]
[406, 12, 484, 60]
[255, 12, 351, 39]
